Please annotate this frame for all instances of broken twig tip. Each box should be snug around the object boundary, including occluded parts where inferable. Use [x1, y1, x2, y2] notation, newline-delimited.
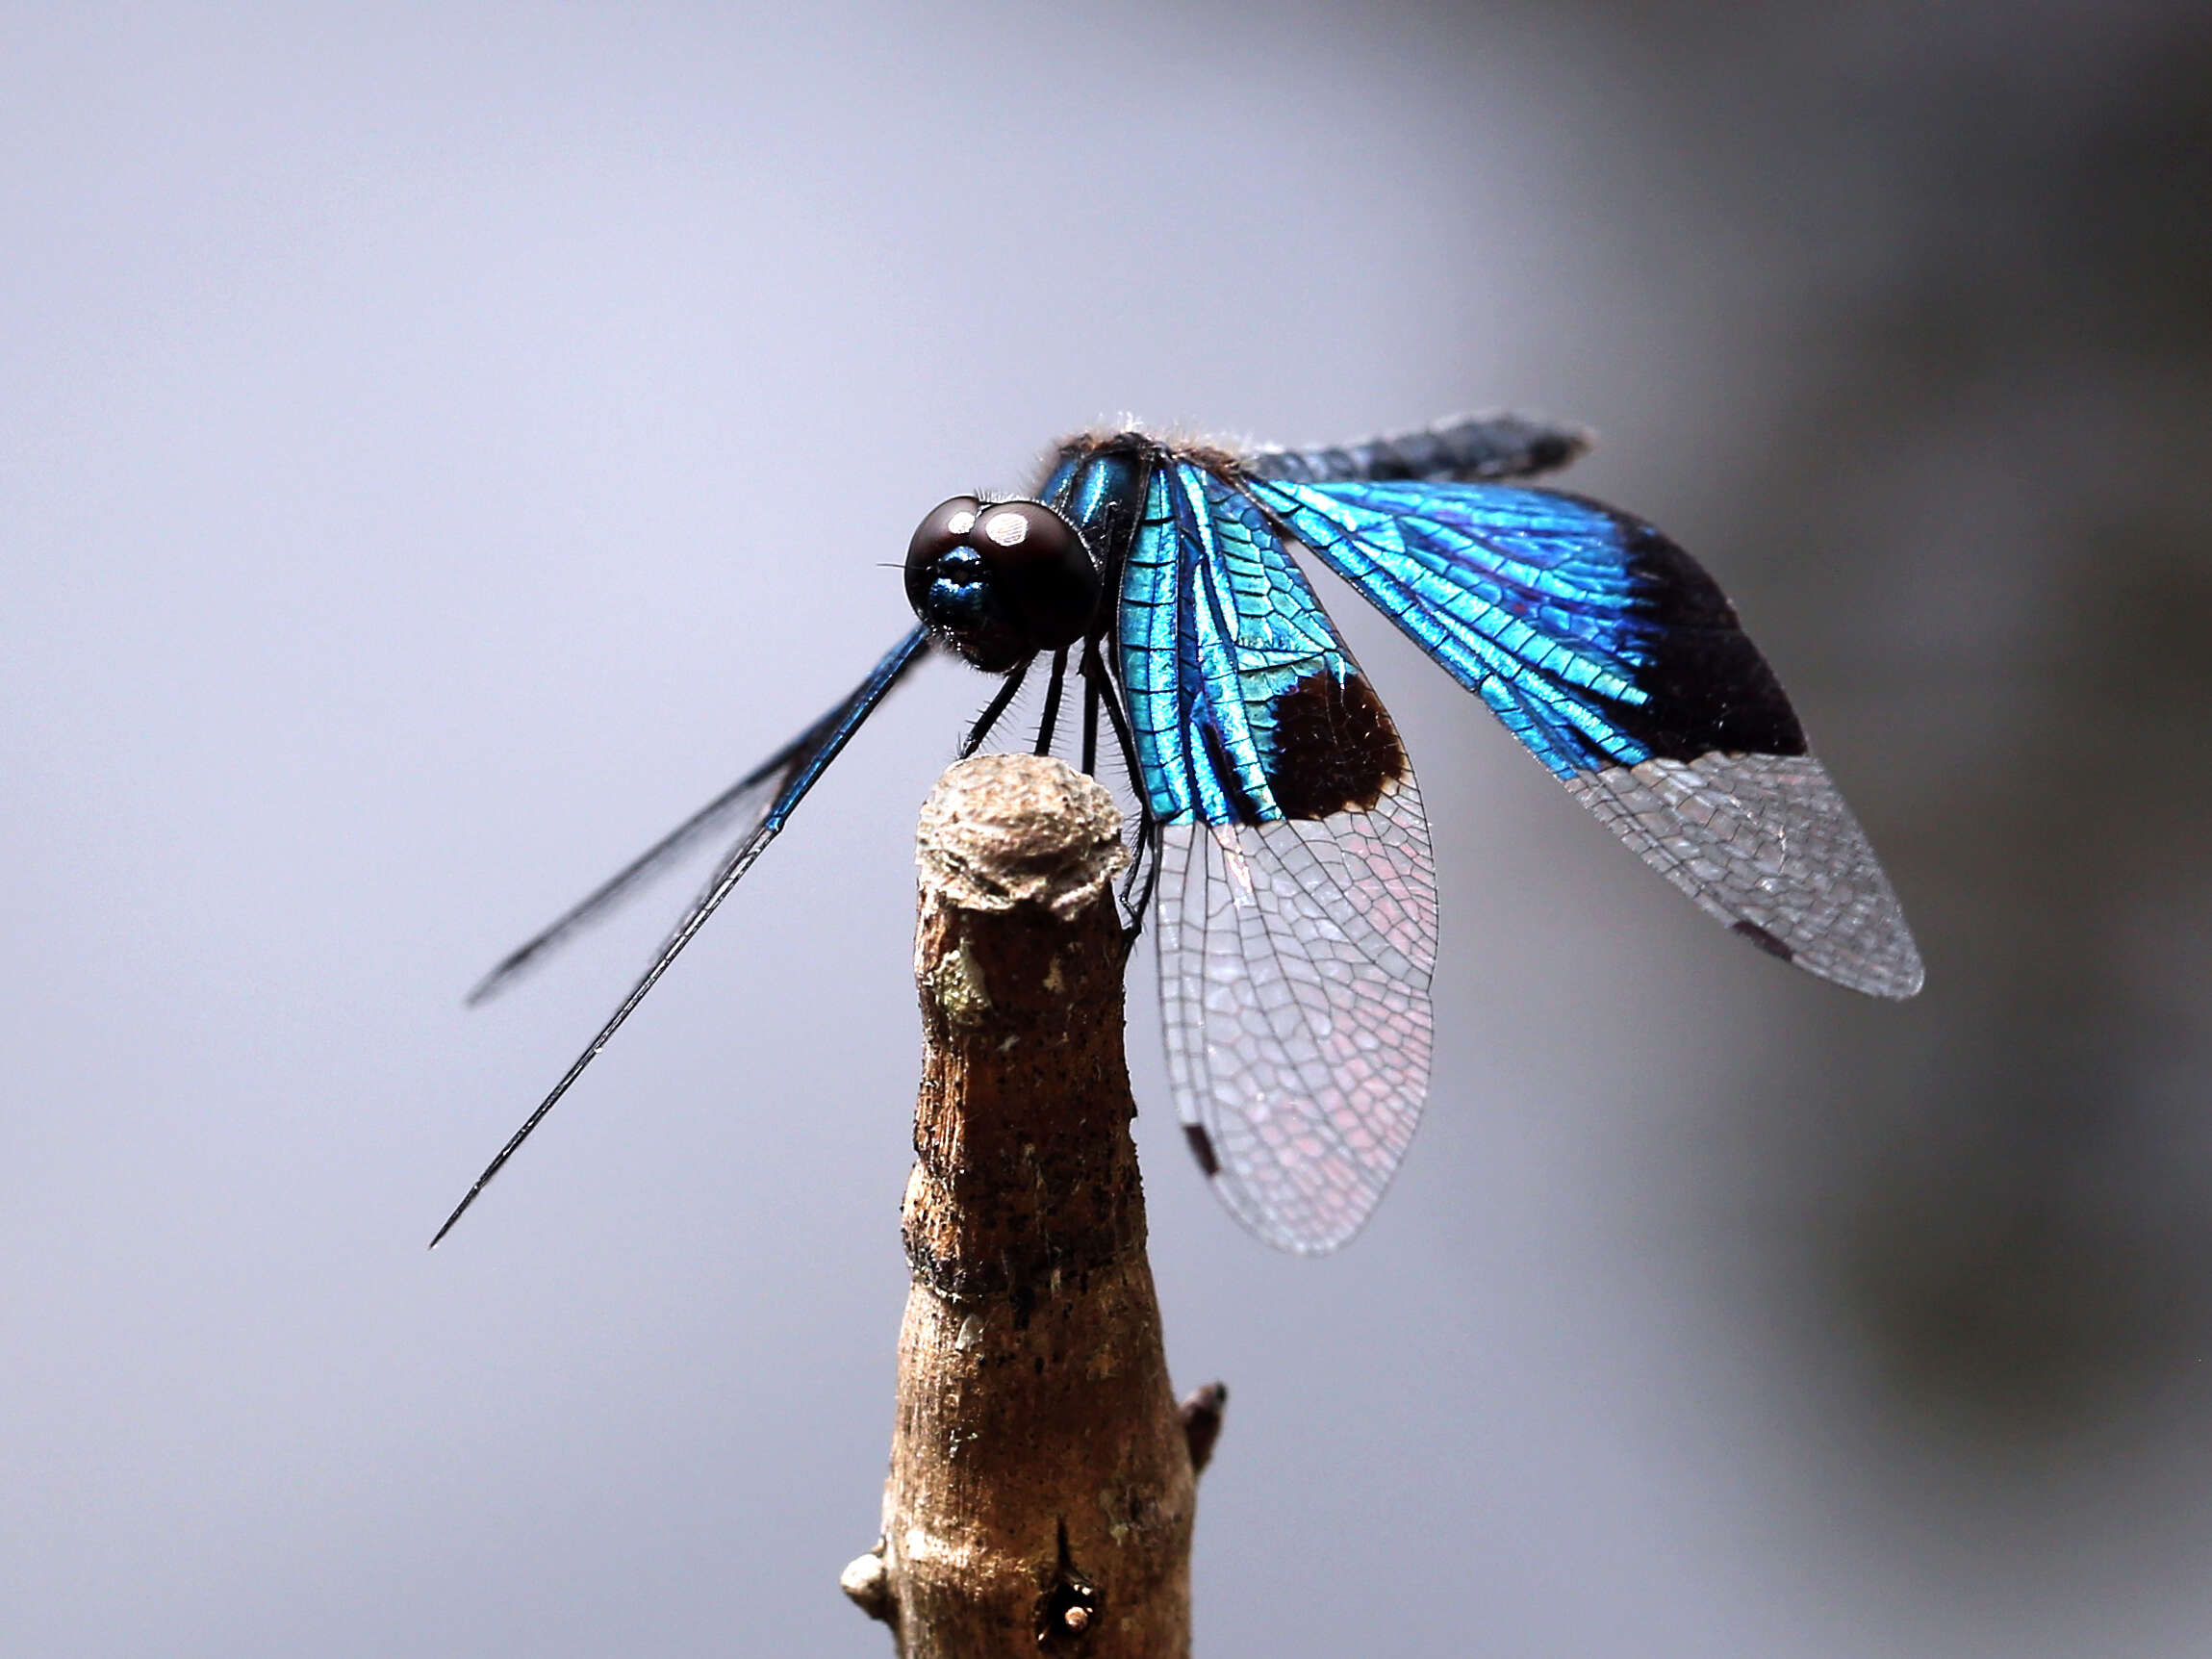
[916, 753, 1128, 921]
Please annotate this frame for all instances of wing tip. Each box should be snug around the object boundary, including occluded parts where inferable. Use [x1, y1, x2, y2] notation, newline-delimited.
[1831, 944, 1927, 1001]
[1190, 1112, 1400, 1257]
[1224, 1182, 1367, 1255]
[462, 964, 514, 1008]
[1777, 924, 1926, 1000]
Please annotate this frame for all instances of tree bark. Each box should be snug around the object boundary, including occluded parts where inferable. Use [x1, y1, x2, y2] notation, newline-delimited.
[842, 753, 1209, 1657]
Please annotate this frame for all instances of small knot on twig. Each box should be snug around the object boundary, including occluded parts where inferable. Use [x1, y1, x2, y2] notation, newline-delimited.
[1036, 1554, 1100, 1649]
[839, 1541, 895, 1625]
[1179, 1381, 1229, 1476]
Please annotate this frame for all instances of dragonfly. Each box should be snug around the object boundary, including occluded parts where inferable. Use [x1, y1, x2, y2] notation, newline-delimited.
[437, 412, 1923, 1253]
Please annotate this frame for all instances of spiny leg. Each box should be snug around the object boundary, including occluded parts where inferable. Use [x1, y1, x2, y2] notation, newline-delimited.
[1081, 640, 1159, 929]
[1123, 799, 1162, 932]
[1032, 647, 1069, 757]
[1081, 649, 1101, 778]
[959, 655, 1031, 758]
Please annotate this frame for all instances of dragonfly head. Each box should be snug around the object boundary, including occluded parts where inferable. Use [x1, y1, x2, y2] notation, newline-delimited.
[904, 496, 1102, 674]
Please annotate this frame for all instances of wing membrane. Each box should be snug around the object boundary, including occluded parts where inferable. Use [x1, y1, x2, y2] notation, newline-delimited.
[1157, 795, 1437, 1253]
[434, 624, 932, 1245]
[469, 727, 827, 1005]
[1562, 753, 1922, 996]
[1242, 473, 1922, 998]
[1121, 461, 1439, 1252]
[1239, 410, 1590, 485]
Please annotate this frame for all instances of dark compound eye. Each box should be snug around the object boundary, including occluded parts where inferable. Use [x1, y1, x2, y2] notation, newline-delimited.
[905, 497, 986, 574]
[903, 495, 1101, 672]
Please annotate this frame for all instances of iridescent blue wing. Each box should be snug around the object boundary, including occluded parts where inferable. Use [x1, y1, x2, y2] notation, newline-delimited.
[1237, 474, 1924, 998]
[1119, 459, 1438, 1254]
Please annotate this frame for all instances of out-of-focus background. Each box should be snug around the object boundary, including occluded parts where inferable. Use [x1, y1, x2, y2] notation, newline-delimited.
[5, 3, 2209, 1653]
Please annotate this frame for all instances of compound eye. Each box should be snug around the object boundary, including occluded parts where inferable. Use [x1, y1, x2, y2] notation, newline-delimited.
[974, 500, 1069, 559]
[904, 496, 984, 613]
[903, 494, 1101, 670]
[969, 500, 1099, 649]
[906, 496, 984, 572]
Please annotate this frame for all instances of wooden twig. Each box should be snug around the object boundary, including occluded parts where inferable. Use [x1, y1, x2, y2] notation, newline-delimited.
[842, 753, 1221, 1657]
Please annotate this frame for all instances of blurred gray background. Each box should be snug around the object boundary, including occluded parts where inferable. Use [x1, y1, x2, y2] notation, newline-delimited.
[5, 2, 2209, 1653]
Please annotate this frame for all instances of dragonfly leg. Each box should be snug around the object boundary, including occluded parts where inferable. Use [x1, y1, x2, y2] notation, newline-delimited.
[959, 655, 1032, 758]
[1080, 651, 1101, 777]
[1123, 803, 1161, 932]
[1031, 647, 1069, 757]
[1081, 641, 1158, 931]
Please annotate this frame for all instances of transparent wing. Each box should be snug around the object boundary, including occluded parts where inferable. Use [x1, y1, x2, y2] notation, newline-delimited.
[1157, 784, 1437, 1254]
[435, 624, 932, 1245]
[469, 726, 831, 1006]
[1241, 472, 1923, 997]
[1119, 461, 1439, 1251]
[1561, 753, 1922, 996]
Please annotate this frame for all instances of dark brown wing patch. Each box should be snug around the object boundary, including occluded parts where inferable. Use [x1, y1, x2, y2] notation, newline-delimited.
[1265, 671, 1409, 821]
[1731, 917, 1796, 962]
[1183, 1123, 1222, 1177]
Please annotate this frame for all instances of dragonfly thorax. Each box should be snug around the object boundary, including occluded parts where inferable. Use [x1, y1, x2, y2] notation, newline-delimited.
[903, 495, 1101, 673]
